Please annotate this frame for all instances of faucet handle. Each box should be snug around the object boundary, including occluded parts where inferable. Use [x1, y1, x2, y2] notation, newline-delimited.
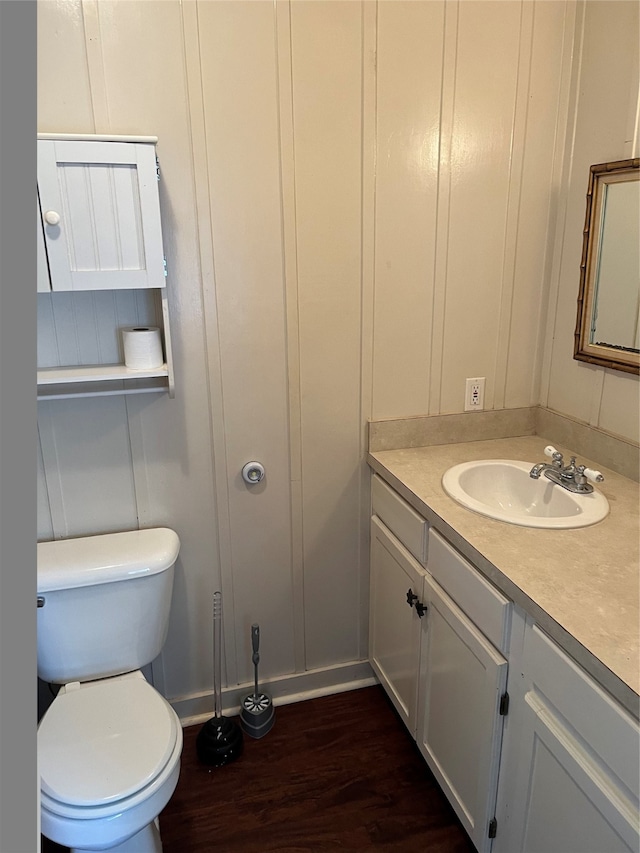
[583, 467, 604, 484]
[544, 445, 563, 463]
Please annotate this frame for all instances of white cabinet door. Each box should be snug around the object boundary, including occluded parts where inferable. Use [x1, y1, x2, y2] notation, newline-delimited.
[417, 573, 508, 853]
[502, 689, 638, 853]
[37, 193, 51, 293]
[495, 624, 639, 853]
[37, 139, 165, 291]
[369, 516, 428, 736]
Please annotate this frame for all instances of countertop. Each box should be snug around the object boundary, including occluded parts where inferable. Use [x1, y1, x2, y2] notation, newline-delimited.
[367, 435, 640, 718]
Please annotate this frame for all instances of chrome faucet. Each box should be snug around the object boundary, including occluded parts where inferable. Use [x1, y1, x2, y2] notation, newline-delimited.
[529, 446, 604, 494]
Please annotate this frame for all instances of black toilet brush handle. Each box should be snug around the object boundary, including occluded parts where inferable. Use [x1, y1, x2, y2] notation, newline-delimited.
[251, 624, 260, 697]
[213, 592, 224, 719]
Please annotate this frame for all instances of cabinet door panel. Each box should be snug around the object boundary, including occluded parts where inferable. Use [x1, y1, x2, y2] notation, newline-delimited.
[524, 625, 639, 799]
[512, 691, 638, 853]
[37, 139, 165, 291]
[370, 516, 427, 735]
[418, 574, 507, 852]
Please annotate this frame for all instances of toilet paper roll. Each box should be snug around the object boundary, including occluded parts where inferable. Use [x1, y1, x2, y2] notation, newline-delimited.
[122, 327, 164, 370]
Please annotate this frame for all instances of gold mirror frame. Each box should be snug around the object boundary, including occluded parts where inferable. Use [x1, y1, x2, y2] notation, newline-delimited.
[574, 158, 640, 375]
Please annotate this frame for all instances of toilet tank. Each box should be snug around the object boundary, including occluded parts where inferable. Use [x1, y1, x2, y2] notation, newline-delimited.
[37, 528, 180, 684]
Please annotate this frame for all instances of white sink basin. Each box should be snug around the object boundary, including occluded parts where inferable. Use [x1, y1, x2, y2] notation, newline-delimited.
[442, 460, 609, 529]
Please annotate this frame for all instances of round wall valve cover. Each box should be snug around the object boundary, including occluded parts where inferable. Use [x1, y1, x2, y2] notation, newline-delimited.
[242, 462, 265, 484]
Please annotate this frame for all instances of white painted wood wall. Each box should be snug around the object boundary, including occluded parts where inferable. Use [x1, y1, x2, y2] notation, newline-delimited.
[37, 0, 639, 715]
[541, 0, 640, 437]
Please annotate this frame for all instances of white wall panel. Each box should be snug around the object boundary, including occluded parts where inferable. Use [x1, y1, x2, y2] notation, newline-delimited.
[372, 1, 445, 419]
[504, 1, 573, 409]
[37, 396, 138, 538]
[598, 371, 640, 441]
[439, 1, 522, 414]
[197, 0, 296, 684]
[274, 0, 307, 674]
[367, 0, 576, 422]
[37, 0, 94, 132]
[290, 0, 366, 669]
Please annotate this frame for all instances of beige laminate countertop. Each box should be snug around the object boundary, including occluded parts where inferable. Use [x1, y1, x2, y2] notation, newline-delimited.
[367, 435, 640, 718]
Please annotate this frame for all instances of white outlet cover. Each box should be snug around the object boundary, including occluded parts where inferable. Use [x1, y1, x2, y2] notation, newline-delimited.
[464, 377, 485, 411]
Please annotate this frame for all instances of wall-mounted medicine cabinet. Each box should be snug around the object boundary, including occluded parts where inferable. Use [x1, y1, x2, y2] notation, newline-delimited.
[37, 133, 174, 400]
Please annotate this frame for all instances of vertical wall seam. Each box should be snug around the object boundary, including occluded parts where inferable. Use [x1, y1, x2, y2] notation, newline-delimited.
[493, 0, 535, 411]
[49, 296, 63, 368]
[37, 423, 55, 540]
[367, 1, 379, 421]
[92, 292, 102, 363]
[358, 0, 378, 661]
[36, 403, 68, 539]
[430, 0, 457, 416]
[274, 0, 307, 673]
[537, 0, 583, 408]
[180, 0, 240, 686]
[631, 91, 640, 158]
[80, 0, 110, 133]
[123, 395, 149, 530]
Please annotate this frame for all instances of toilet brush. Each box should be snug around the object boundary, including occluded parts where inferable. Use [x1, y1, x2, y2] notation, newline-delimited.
[196, 591, 243, 766]
[240, 624, 275, 739]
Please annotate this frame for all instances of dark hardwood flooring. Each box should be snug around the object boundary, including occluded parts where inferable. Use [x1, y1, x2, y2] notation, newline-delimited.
[43, 685, 476, 852]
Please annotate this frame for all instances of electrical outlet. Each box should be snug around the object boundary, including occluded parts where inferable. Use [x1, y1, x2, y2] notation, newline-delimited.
[465, 377, 485, 411]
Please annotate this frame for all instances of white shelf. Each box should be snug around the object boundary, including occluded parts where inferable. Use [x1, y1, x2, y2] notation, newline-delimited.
[37, 364, 173, 401]
[37, 133, 158, 144]
[38, 363, 169, 385]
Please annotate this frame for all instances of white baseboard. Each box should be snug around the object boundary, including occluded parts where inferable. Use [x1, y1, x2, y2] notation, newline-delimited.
[171, 659, 378, 727]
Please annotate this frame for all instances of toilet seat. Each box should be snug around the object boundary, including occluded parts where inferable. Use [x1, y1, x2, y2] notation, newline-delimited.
[39, 673, 180, 817]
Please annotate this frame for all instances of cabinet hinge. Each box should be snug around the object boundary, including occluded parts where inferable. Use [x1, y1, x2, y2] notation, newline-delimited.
[499, 691, 509, 715]
[156, 157, 161, 181]
[488, 817, 497, 838]
[163, 257, 168, 277]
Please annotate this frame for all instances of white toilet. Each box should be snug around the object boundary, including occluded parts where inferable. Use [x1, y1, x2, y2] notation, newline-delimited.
[37, 527, 183, 853]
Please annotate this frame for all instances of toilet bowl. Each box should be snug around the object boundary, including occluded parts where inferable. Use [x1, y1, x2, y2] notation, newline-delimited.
[39, 672, 182, 853]
[37, 528, 183, 853]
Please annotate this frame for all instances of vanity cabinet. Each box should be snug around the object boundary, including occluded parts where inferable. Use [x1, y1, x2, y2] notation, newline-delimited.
[494, 623, 640, 853]
[369, 475, 510, 853]
[37, 134, 174, 399]
[369, 463, 640, 853]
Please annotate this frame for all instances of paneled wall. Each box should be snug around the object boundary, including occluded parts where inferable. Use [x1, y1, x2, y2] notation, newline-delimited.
[37, 0, 636, 717]
[372, 0, 574, 417]
[541, 0, 640, 441]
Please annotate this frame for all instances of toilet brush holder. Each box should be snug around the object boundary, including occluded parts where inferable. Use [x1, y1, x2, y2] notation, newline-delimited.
[196, 592, 243, 766]
[196, 715, 243, 767]
[240, 624, 275, 739]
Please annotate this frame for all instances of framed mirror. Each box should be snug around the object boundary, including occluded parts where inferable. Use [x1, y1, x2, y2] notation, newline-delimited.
[574, 158, 639, 374]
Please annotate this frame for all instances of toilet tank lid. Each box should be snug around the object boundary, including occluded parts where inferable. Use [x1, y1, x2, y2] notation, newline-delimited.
[37, 528, 180, 593]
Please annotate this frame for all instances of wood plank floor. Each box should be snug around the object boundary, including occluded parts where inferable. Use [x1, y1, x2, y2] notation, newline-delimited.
[43, 685, 476, 852]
